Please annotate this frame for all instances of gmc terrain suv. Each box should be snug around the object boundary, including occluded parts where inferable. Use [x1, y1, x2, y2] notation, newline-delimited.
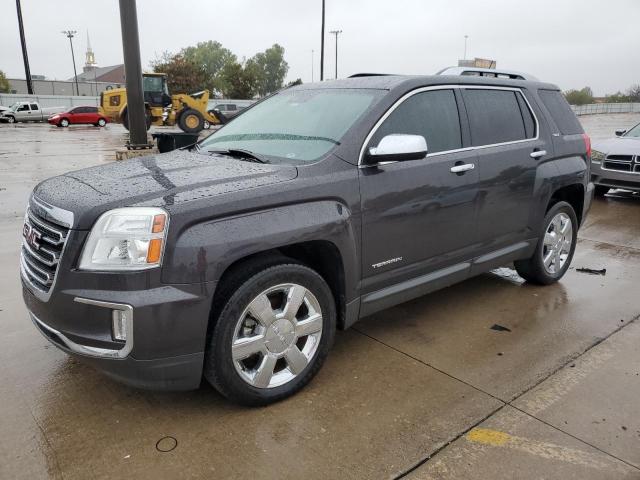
[21, 75, 593, 405]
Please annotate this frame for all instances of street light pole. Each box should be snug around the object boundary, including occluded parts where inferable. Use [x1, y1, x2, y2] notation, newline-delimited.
[62, 30, 80, 96]
[16, 0, 34, 94]
[320, 0, 325, 81]
[311, 49, 314, 82]
[329, 30, 342, 79]
[463, 35, 469, 60]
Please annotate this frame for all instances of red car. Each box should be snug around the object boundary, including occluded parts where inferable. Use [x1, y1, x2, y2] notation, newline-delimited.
[48, 106, 108, 127]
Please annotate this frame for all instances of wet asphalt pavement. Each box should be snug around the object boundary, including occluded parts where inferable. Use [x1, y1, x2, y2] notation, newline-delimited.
[0, 117, 639, 479]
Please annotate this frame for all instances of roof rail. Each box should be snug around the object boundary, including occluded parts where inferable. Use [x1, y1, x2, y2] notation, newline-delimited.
[436, 66, 538, 81]
[348, 73, 395, 78]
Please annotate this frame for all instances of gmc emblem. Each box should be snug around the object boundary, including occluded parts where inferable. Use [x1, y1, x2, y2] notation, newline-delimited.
[23, 223, 42, 250]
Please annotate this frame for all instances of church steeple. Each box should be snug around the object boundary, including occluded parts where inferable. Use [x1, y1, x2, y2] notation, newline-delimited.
[83, 31, 97, 73]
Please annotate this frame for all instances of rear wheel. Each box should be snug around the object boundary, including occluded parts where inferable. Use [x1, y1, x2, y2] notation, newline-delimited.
[177, 108, 204, 133]
[60, 118, 69, 127]
[97, 118, 106, 127]
[594, 185, 609, 196]
[204, 263, 336, 406]
[514, 201, 577, 285]
[121, 108, 151, 131]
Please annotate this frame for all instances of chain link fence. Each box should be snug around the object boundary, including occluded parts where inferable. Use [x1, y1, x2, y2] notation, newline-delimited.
[571, 103, 640, 115]
[0, 93, 99, 110]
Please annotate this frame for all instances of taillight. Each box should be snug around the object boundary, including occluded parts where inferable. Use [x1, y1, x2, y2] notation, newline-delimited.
[582, 133, 591, 160]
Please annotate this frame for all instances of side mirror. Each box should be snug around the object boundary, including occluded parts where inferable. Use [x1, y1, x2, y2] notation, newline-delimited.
[615, 129, 626, 137]
[364, 134, 428, 164]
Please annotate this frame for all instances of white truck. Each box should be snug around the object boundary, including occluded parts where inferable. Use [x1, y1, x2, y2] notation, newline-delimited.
[0, 102, 65, 124]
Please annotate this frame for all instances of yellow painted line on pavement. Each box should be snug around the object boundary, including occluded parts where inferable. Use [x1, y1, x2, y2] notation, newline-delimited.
[465, 427, 627, 472]
[466, 428, 511, 446]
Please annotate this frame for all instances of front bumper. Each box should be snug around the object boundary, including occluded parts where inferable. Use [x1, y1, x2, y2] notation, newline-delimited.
[22, 266, 216, 390]
[591, 161, 640, 192]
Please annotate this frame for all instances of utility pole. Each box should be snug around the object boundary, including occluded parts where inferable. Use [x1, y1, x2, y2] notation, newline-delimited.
[311, 49, 315, 82]
[16, 0, 34, 94]
[329, 30, 342, 79]
[118, 0, 149, 148]
[62, 30, 80, 96]
[463, 35, 469, 60]
[320, 0, 325, 81]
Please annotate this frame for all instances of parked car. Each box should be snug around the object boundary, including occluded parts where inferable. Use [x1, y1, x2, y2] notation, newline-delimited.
[21, 75, 593, 405]
[591, 122, 640, 194]
[48, 106, 108, 128]
[0, 101, 64, 123]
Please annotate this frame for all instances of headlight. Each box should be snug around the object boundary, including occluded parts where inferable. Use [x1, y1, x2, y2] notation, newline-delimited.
[591, 149, 605, 162]
[79, 207, 168, 271]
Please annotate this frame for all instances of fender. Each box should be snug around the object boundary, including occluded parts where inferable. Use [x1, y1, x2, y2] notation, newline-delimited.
[162, 200, 360, 304]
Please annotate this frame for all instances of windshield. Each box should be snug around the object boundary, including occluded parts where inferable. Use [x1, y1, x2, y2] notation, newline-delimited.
[200, 88, 384, 162]
[143, 75, 165, 93]
[9, 103, 20, 112]
[624, 123, 640, 138]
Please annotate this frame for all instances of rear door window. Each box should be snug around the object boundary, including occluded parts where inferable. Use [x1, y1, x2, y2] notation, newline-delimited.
[30, 103, 39, 110]
[369, 89, 462, 154]
[538, 90, 583, 135]
[463, 89, 529, 146]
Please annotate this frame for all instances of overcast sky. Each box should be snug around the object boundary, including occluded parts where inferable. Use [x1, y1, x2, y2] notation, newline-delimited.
[1, 0, 638, 96]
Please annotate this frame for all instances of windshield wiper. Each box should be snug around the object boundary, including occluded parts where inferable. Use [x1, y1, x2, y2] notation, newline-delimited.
[207, 148, 269, 164]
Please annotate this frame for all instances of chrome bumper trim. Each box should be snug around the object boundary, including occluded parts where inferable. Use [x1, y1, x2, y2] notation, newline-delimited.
[30, 298, 133, 359]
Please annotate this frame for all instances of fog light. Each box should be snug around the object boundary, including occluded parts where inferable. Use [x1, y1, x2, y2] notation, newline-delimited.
[112, 310, 128, 342]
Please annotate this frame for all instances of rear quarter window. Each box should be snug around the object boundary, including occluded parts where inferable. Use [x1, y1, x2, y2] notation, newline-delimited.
[463, 89, 530, 146]
[538, 90, 583, 135]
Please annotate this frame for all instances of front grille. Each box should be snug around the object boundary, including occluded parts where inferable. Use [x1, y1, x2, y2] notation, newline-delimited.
[602, 154, 639, 174]
[20, 208, 70, 293]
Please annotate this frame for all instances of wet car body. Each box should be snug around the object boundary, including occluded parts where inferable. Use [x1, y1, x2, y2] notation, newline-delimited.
[21, 75, 593, 398]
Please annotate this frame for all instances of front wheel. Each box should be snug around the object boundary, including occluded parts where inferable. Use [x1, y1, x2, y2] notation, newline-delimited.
[514, 201, 578, 285]
[60, 118, 69, 127]
[7, 116, 15, 124]
[177, 108, 204, 133]
[204, 263, 336, 406]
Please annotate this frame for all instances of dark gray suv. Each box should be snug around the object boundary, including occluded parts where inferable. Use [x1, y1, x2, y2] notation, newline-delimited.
[21, 75, 593, 405]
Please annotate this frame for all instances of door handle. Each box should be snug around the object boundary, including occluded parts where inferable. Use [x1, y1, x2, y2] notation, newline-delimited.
[450, 163, 475, 174]
[530, 150, 547, 159]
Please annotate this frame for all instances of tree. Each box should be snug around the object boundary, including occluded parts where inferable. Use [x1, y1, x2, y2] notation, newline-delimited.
[0, 70, 10, 93]
[219, 60, 259, 99]
[249, 44, 289, 97]
[150, 53, 209, 94]
[604, 91, 630, 103]
[564, 87, 593, 106]
[181, 41, 236, 93]
[627, 84, 640, 102]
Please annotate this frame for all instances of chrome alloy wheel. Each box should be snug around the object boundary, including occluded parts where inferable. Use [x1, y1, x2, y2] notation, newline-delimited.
[542, 212, 573, 274]
[232, 283, 323, 389]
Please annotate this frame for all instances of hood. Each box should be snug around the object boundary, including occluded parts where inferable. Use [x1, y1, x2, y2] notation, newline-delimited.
[33, 150, 298, 229]
[592, 137, 640, 156]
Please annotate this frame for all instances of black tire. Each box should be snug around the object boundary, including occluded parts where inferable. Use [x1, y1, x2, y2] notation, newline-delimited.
[204, 262, 336, 406]
[60, 118, 69, 127]
[97, 118, 106, 127]
[6, 116, 15, 124]
[594, 185, 609, 197]
[178, 108, 204, 133]
[121, 108, 152, 131]
[514, 201, 578, 285]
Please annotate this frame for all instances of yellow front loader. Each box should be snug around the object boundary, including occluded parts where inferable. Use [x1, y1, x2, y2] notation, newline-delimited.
[99, 73, 225, 133]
